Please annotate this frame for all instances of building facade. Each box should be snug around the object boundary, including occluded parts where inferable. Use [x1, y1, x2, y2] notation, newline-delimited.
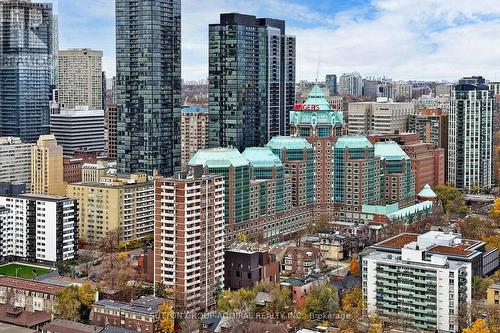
[374, 141, 415, 208]
[369, 133, 445, 193]
[0, 137, 32, 185]
[0, 194, 78, 264]
[448, 77, 493, 192]
[333, 136, 381, 223]
[338, 72, 363, 97]
[116, 0, 181, 176]
[154, 171, 225, 312]
[66, 173, 154, 243]
[360, 231, 497, 332]
[31, 135, 66, 196]
[290, 85, 344, 216]
[224, 242, 280, 290]
[0, 0, 54, 142]
[107, 103, 117, 160]
[189, 143, 312, 244]
[58, 48, 103, 110]
[348, 100, 415, 135]
[0, 277, 63, 313]
[50, 108, 105, 157]
[208, 13, 296, 150]
[181, 106, 208, 171]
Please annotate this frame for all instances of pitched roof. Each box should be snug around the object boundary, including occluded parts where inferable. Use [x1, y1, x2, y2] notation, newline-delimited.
[189, 148, 249, 168]
[266, 136, 313, 151]
[242, 147, 283, 169]
[418, 184, 437, 198]
[0, 276, 64, 295]
[374, 140, 410, 160]
[334, 136, 373, 149]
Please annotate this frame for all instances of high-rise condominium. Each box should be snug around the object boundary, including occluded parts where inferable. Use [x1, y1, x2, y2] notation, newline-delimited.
[449, 76, 493, 192]
[116, 0, 181, 176]
[58, 48, 103, 110]
[338, 72, 363, 97]
[0, 0, 55, 142]
[209, 13, 296, 151]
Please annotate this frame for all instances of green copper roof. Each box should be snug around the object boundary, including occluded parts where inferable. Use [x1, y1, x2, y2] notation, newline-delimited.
[303, 85, 332, 111]
[374, 141, 410, 160]
[242, 147, 283, 168]
[386, 201, 433, 220]
[189, 148, 249, 168]
[418, 184, 437, 198]
[266, 136, 313, 151]
[334, 136, 373, 149]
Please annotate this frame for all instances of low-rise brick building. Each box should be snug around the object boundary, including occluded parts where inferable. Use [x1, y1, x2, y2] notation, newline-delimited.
[91, 297, 169, 333]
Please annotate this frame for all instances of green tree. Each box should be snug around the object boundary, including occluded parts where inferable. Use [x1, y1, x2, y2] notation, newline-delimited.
[472, 276, 493, 300]
[434, 184, 465, 215]
[303, 282, 339, 324]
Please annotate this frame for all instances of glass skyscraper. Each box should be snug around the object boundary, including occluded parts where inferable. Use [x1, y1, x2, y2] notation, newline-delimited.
[208, 13, 296, 151]
[0, 0, 55, 142]
[115, 0, 181, 176]
[449, 76, 493, 192]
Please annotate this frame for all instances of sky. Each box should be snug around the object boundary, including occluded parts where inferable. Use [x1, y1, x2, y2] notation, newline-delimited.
[50, 0, 500, 82]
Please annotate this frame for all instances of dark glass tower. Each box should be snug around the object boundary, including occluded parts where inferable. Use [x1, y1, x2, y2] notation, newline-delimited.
[0, 0, 54, 142]
[325, 74, 337, 96]
[208, 13, 296, 151]
[116, 0, 181, 176]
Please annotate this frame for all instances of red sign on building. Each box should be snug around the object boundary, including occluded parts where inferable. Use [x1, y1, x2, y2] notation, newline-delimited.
[293, 104, 320, 111]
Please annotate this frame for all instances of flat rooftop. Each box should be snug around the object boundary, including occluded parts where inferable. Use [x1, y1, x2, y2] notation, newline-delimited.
[374, 232, 482, 258]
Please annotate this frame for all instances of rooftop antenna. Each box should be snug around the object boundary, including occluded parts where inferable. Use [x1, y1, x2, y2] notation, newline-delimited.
[315, 48, 322, 83]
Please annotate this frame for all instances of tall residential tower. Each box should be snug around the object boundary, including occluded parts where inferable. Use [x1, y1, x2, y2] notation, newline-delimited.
[448, 76, 493, 192]
[115, 0, 181, 176]
[208, 13, 296, 151]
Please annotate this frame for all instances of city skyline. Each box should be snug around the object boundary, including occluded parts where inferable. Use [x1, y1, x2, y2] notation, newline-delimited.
[50, 0, 500, 82]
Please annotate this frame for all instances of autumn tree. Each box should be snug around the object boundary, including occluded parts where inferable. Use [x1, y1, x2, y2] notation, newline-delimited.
[217, 288, 256, 313]
[265, 284, 292, 318]
[99, 251, 139, 301]
[486, 305, 500, 333]
[157, 302, 174, 333]
[490, 198, 500, 220]
[457, 216, 496, 241]
[461, 319, 490, 333]
[217, 288, 255, 331]
[483, 235, 500, 252]
[53, 285, 96, 322]
[349, 258, 360, 277]
[98, 229, 122, 254]
[302, 282, 339, 324]
[368, 313, 384, 333]
[338, 287, 363, 331]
